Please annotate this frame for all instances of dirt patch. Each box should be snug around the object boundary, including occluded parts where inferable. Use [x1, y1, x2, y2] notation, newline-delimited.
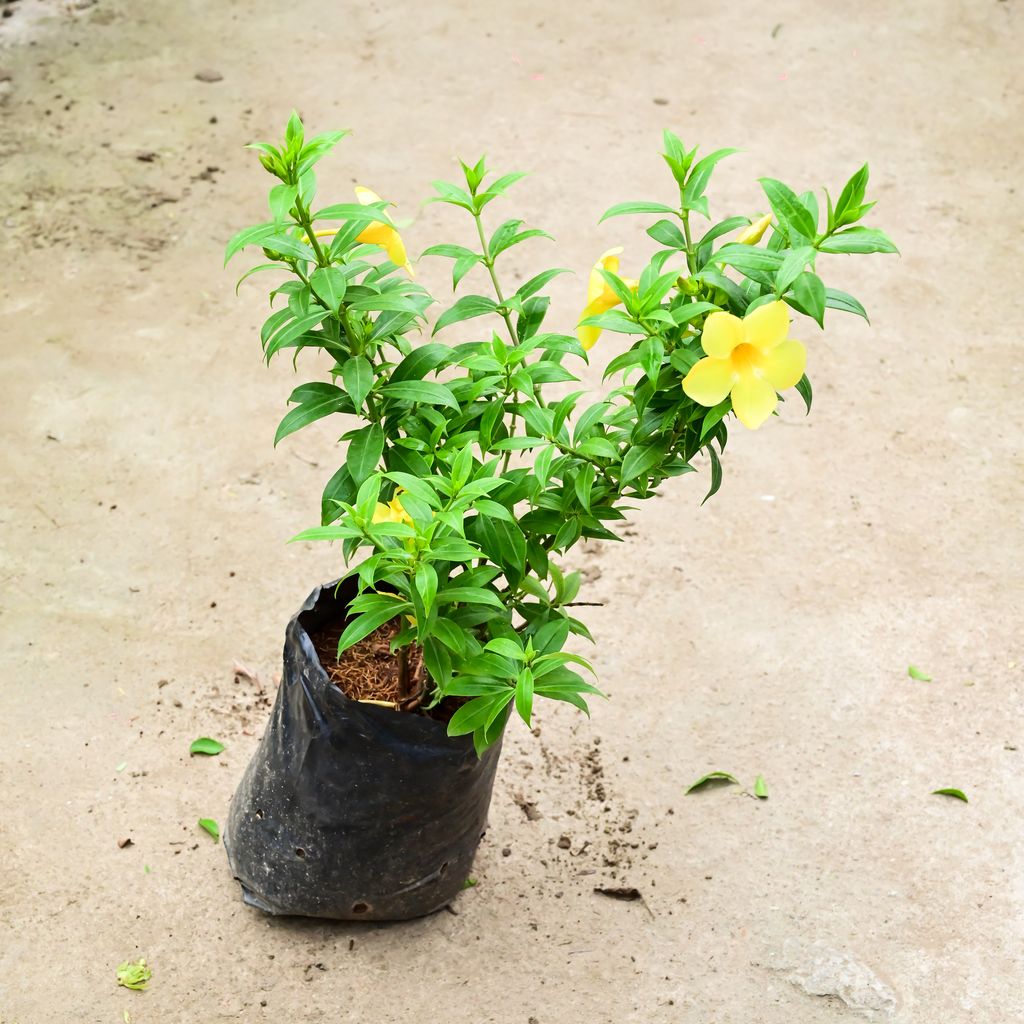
[310, 617, 426, 707]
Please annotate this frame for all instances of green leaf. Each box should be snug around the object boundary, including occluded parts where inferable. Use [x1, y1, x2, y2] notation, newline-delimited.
[428, 180, 476, 211]
[382, 472, 442, 507]
[791, 272, 826, 327]
[379, 380, 460, 410]
[116, 959, 152, 991]
[685, 771, 739, 794]
[433, 295, 498, 333]
[481, 640, 523, 666]
[578, 311, 645, 335]
[775, 246, 816, 295]
[274, 384, 348, 445]
[795, 373, 813, 414]
[754, 775, 768, 799]
[421, 242, 478, 261]
[713, 243, 784, 274]
[429, 617, 468, 653]
[908, 664, 932, 682]
[599, 200, 680, 223]
[342, 356, 374, 411]
[833, 163, 869, 228]
[759, 178, 817, 241]
[453, 253, 482, 287]
[516, 268, 572, 302]
[437, 586, 506, 610]
[264, 309, 331, 360]
[321, 464, 355, 525]
[224, 221, 281, 265]
[701, 444, 723, 505]
[415, 563, 438, 616]
[696, 216, 751, 252]
[683, 147, 739, 208]
[390, 343, 452, 383]
[932, 788, 968, 803]
[337, 603, 406, 657]
[818, 227, 898, 255]
[824, 288, 869, 322]
[313, 202, 393, 225]
[346, 423, 385, 485]
[646, 219, 688, 249]
[447, 691, 514, 737]
[672, 301, 721, 327]
[260, 233, 317, 263]
[477, 171, 529, 206]
[620, 443, 664, 484]
[515, 668, 535, 725]
[198, 818, 220, 842]
[189, 737, 225, 756]
[310, 266, 347, 313]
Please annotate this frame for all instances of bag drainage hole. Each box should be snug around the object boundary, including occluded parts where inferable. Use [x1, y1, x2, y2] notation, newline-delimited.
[294, 847, 306, 859]
[254, 809, 264, 820]
[439, 861, 449, 876]
[351, 902, 370, 914]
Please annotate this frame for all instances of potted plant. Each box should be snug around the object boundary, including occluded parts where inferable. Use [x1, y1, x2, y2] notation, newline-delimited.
[223, 113, 895, 920]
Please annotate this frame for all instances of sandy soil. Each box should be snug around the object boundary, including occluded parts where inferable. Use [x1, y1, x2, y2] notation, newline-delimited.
[1, 0, 1022, 1021]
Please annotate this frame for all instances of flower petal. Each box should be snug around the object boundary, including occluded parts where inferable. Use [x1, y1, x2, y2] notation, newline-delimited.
[588, 246, 623, 303]
[701, 311, 744, 358]
[730, 373, 778, 429]
[577, 296, 618, 350]
[682, 356, 734, 407]
[354, 185, 383, 206]
[356, 222, 412, 275]
[760, 339, 806, 390]
[743, 300, 790, 352]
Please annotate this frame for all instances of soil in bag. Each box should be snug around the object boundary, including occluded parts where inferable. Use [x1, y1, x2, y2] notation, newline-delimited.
[225, 578, 503, 921]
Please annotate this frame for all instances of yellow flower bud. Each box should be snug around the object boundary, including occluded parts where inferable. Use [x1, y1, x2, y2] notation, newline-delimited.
[736, 213, 773, 245]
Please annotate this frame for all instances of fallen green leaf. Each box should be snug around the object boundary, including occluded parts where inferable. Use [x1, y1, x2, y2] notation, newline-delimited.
[115, 762, 128, 772]
[685, 770, 740, 794]
[908, 665, 932, 682]
[754, 775, 768, 799]
[116, 958, 151, 991]
[198, 817, 220, 841]
[143, 865, 152, 874]
[189, 737, 225, 756]
[932, 788, 968, 803]
[462, 877, 478, 889]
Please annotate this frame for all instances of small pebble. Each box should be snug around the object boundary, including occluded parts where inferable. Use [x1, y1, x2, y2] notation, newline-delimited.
[194, 69, 223, 83]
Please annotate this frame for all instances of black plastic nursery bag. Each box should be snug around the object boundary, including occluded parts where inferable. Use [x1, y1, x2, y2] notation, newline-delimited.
[225, 579, 503, 921]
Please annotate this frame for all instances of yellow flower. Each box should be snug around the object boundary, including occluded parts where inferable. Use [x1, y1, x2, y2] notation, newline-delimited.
[681, 300, 806, 430]
[354, 186, 413, 275]
[736, 213, 773, 245]
[576, 247, 639, 351]
[372, 493, 413, 526]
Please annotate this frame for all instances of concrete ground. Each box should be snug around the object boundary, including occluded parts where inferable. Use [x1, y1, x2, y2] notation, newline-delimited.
[1, 0, 1022, 1021]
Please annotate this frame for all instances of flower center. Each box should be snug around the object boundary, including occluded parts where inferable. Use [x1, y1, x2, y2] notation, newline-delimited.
[730, 343, 762, 374]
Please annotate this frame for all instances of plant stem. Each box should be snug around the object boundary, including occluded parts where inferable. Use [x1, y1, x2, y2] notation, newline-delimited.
[397, 645, 410, 700]
[472, 209, 523, 471]
[681, 210, 696, 274]
[473, 213, 520, 347]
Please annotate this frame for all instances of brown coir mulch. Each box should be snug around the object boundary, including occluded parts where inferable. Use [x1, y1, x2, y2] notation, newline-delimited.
[310, 617, 428, 711]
